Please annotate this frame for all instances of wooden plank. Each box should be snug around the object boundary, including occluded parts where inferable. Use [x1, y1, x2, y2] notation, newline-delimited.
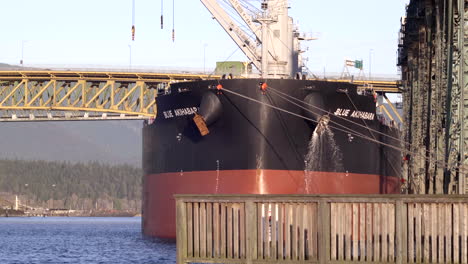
[395, 201, 405, 264]
[359, 203, 365, 262]
[298, 203, 305, 261]
[227, 203, 233, 259]
[221, 203, 226, 258]
[292, 203, 298, 260]
[352, 203, 358, 261]
[408, 203, 414, 263]
[366, 203, 372, 262]
[373, 203, 380, 263]
[330, 203, 336, 261]
[207, 202, 213, 259]
[187, 202, 193, 258]
[388, 203, 395, 263]
[415, 203, 421, 263]
[423, 203, 430, 263]
[402, 202, 408, 264]
[278, 203, 284, 260]
[325, 201, 331, 264]
[318, 200, 330, 264]
[311, 203, 317, 260]
[431, 203, 437, 263]
[239, 203, 245, 259]
[454, 203, 460, 264]
[447, 203, 452, 263]
[382, 203, 388, 262]
[462, 203, 467, 264]
[304, 203, 313, 261]
[271, 203, 277, 260]
[338, 203, 344, 261]
[285, 203, 291, 260]
[213, 202, 219, 258]
[307, 203, 317, 261]
[263, 203, 269, 259]
[200, 202, 206, 258]
[176, 200, 187, 264]
[438, 203, 444, 264]
[257, 203, 263, 259]
[194, 202, 200, 258]
[245, 201, 257, 263]
[233, 203, 239, 259]
[460, 203, 468, 263]
[345, 203, 351, 261]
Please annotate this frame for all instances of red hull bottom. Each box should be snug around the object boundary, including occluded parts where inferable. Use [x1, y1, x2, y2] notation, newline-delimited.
[142, 170, 400, 238]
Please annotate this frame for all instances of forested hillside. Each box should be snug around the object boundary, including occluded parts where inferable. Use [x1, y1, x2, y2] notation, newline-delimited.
[0, 159, 142, 211]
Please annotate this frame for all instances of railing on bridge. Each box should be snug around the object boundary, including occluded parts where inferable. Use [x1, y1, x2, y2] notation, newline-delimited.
[176, 194, 468, 264]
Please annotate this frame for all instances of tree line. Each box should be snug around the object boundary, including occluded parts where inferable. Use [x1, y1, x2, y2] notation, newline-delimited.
[0, 159, 142, 211]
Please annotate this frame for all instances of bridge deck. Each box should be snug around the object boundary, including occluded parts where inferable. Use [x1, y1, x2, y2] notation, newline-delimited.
[0, 70, 400, 121]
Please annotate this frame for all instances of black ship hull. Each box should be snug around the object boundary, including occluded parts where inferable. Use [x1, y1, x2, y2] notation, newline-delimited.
[142, 79, 401, 238]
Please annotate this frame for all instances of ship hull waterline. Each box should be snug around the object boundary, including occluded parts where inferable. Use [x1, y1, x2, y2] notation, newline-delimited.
[142, 170, 400, 238]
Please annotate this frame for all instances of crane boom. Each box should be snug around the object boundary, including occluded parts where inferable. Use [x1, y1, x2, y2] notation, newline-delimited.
[227, 0, 261, 39]
[200, 0, 261, 70]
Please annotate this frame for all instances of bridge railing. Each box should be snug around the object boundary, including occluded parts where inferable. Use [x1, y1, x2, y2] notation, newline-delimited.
[176, 194, 468, 264]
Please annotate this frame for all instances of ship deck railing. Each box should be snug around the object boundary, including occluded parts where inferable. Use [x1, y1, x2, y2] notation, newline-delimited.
[176, 194, 468, 264]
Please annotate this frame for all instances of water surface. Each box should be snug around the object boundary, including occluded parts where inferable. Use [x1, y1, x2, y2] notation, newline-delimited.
[0, 217, 175, 264]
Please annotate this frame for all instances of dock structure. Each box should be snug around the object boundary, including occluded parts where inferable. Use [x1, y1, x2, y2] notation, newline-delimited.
[176, 194, 468, 264]
[398, 0, 468, 194]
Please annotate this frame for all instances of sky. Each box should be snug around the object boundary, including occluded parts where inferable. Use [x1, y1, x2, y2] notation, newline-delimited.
[0, 0, 408, 76]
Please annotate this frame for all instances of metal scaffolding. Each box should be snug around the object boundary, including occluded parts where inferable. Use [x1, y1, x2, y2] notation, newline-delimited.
[399, 0, 467, 194]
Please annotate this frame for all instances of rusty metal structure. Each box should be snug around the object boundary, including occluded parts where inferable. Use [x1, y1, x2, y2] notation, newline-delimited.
[399, 0, 467, 194]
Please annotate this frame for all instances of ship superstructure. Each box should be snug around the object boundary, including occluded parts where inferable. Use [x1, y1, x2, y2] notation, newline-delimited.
[201, 0, 311, 78]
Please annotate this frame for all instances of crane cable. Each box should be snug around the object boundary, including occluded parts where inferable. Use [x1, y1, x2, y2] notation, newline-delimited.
[172, 0, 175, 42]
[267, 86, 468, 175]
[269, 85, 467, 176]
[218, 85, 468, 175]
[131, 0, 136, 41]
[161, 0, 164, 29]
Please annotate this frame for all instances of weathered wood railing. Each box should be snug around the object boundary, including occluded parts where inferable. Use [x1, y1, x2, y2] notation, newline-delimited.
[175, 195, 468, 264]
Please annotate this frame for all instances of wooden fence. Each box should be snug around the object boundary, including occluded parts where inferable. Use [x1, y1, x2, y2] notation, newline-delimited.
[175, 195, 468, 264]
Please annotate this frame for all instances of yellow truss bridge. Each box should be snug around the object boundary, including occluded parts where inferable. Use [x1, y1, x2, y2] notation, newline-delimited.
[0, 71, 399, 121]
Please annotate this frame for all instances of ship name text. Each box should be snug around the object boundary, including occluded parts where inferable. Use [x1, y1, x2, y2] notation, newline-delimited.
[334, 108, 375, 120]
[163, 107, 199, 119]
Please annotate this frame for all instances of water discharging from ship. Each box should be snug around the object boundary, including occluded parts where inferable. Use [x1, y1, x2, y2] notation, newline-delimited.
[304, 116, 344, 193]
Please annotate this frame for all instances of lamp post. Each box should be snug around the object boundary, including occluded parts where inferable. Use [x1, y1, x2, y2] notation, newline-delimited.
[203, 43, 208, 74]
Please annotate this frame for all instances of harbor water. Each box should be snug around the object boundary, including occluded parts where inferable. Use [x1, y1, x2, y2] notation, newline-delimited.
[0, 217, 176, 264]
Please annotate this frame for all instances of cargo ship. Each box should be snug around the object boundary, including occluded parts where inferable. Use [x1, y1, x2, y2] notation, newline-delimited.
[142, 0, 401, 238]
